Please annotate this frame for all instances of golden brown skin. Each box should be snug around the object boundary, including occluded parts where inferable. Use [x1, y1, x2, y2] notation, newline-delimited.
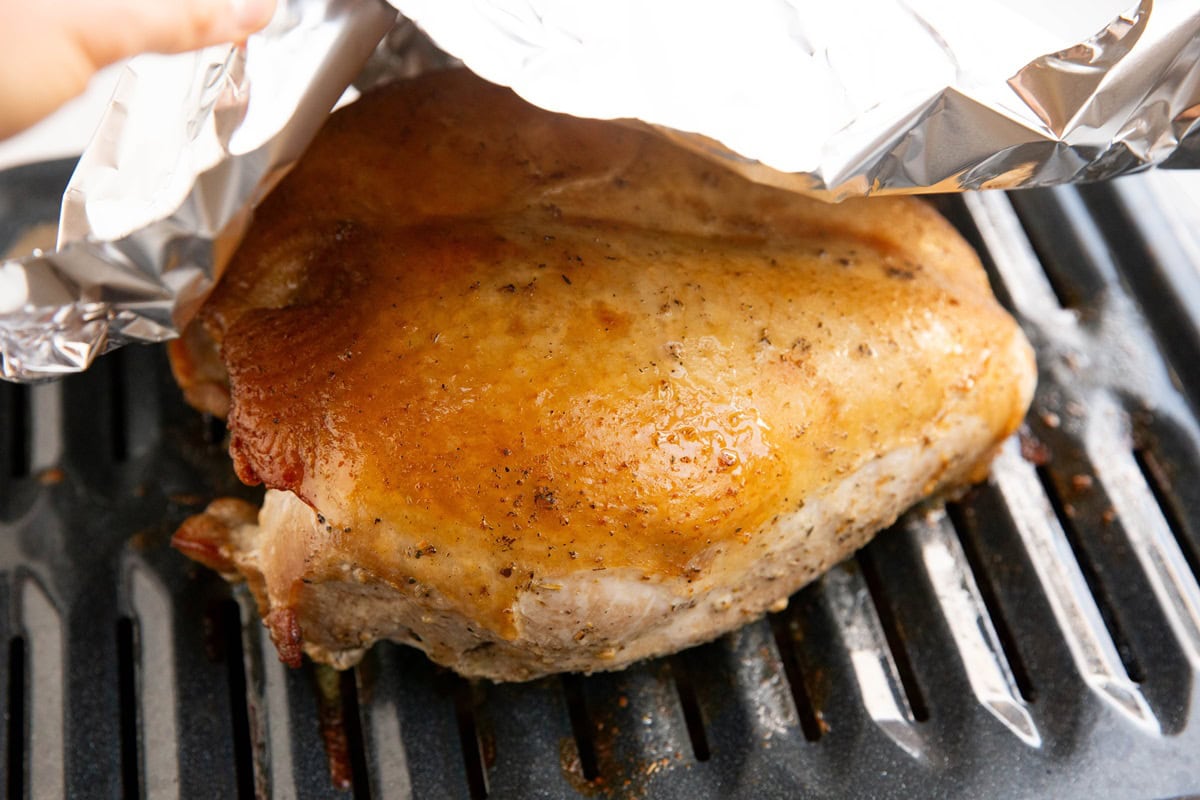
[172, 69, 1035, 678]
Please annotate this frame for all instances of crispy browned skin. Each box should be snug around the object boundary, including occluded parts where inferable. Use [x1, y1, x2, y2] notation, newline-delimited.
[172, 69, 1035, 679]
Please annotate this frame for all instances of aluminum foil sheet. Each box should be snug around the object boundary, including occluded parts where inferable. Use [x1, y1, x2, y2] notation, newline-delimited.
[398, 0, 1200, 196]
[2, 0, 1200, 381]
[0, 0, 399, 381]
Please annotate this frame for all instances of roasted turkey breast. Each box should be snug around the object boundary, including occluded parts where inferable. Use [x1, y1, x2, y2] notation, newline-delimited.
[170, 69, 1036, 681]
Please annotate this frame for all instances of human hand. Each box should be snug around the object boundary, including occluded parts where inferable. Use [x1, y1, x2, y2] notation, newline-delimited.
[0, 0, 277, 140]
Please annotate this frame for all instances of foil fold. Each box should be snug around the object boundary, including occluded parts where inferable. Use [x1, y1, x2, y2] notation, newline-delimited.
[393, 0, 1200, 196]
[4, 0, 1200, 381]
[0, 0, 398, 381]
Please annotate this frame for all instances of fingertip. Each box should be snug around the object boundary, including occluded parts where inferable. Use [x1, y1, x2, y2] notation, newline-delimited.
[184, 0, 276, 51]
[230, 0, 277, 34]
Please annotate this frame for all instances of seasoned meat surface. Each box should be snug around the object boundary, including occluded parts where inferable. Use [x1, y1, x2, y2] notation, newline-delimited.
[171, 69, 1036, 680]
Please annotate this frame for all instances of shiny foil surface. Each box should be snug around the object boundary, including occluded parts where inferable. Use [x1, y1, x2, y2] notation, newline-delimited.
[0, 0, 398, 380]
[2, 0, 1199, 380]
